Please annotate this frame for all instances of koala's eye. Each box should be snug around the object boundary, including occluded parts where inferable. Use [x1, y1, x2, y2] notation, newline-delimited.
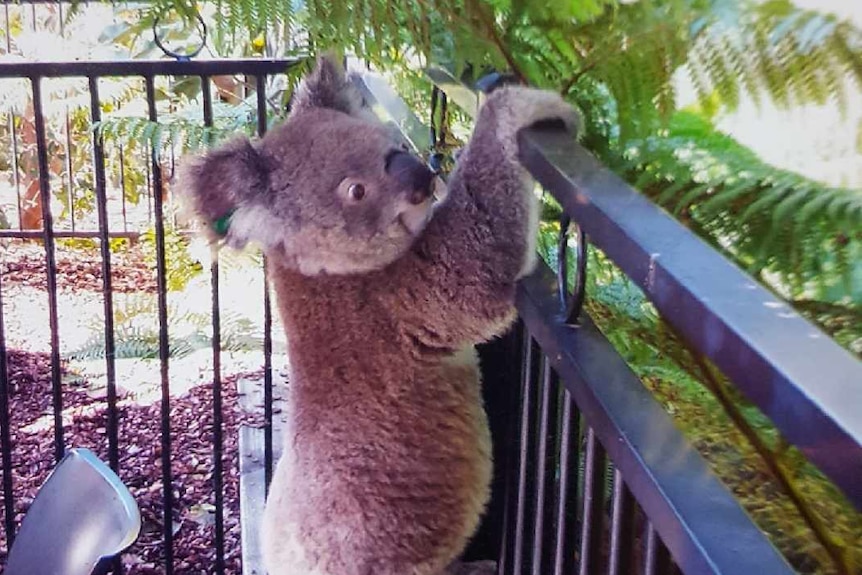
[348, 183, 366, 201]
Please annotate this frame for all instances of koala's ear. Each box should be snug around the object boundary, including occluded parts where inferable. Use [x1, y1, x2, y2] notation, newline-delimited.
[291, 52, 367, 117]
[175, 136, 270, 244]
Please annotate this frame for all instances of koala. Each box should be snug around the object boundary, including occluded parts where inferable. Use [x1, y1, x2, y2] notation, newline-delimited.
[177, 54, 578, 575]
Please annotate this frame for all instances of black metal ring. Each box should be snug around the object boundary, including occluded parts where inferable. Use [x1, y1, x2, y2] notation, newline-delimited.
[152, 11, 207, 61]
[557, 215, 588, 323]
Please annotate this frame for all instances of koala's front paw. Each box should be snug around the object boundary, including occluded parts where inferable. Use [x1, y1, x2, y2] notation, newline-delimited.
[491, 86, 580, 141]
[479, 86, 579, 161]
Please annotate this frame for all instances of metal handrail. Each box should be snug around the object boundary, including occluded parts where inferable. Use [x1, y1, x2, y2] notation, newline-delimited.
[0, 58, 299, 79]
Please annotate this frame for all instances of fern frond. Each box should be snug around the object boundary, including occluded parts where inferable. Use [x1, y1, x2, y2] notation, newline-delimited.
[690, 2, 862, 114]
[627, 110, 862, 302]
[93, 91, 267, 157]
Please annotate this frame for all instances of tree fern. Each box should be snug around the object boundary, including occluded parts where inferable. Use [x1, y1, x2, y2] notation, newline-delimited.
[628, 109, 862, 306]
[130, 0, 861, 394]
[133, 0, 860, 136]
[94, 98, 262, 158]
[689, 0, 861, 113]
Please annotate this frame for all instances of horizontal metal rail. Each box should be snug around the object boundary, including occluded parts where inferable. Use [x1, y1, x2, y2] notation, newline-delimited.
[352, 67, 796, 575]
[0, 230, 142, 240]
[425, 66, 862, 510]
[0, 58, 298, 79]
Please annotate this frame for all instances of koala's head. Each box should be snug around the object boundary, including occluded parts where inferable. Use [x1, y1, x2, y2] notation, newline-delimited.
[176, 54, 442, 276]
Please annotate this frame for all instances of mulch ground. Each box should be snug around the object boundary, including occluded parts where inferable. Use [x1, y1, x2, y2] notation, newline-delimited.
[0, 240, 265, 574]
[0, 349, 264, 574]
[1, 240, 158, 294]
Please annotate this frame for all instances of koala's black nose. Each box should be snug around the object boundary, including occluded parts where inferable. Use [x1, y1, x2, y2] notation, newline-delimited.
[385, 150, 434, 205]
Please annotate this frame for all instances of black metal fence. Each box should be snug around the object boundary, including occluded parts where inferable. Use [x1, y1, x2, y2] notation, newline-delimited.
[0, 56, 297, 573]
[0, 33, 860, 575]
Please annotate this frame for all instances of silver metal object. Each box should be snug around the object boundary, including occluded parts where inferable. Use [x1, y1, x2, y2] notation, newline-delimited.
[5, 448, 141, 575]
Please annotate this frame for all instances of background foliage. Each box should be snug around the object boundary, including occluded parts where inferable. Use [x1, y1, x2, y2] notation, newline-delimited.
[92, 0, 862, 341]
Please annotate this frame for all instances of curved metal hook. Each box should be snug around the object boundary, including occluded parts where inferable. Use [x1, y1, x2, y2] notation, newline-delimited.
[557, 215, 588, 323]
[152, 11, 207, 61]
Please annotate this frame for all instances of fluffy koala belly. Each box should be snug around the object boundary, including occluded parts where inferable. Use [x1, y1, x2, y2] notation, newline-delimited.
[261, 350, 493, 575]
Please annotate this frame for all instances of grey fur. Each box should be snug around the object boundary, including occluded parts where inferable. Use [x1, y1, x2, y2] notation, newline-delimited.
[176, 54, 578, 575]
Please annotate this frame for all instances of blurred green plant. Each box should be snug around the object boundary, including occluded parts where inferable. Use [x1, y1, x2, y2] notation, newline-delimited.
[138, 226, 203, 292]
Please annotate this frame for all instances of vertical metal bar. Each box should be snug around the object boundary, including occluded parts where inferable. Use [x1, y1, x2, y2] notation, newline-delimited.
[0, 274, 16, 549]
[429, 87, 439, 149]
[90, 75, 123, 575]
[64, 109, 75, 231]
[531, 356, 559, 575]
[552, 390, 580, 575]
[256, 74, 275, 490]
[494, 322, 527, 575]
[145, 74, 174, 575]
[88, 76, 119, 474]
[58, 1, 64, 38]
[644, 523, 672, 575]
[31, 76, 65, 463]
[202, 75, 226, 575]
[608, 469, 635, 575]
[512, 330, 536, 575]
[10, 112, 22, 230]
[256, 74, 268, 136]
[578, 428, 606, 575]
